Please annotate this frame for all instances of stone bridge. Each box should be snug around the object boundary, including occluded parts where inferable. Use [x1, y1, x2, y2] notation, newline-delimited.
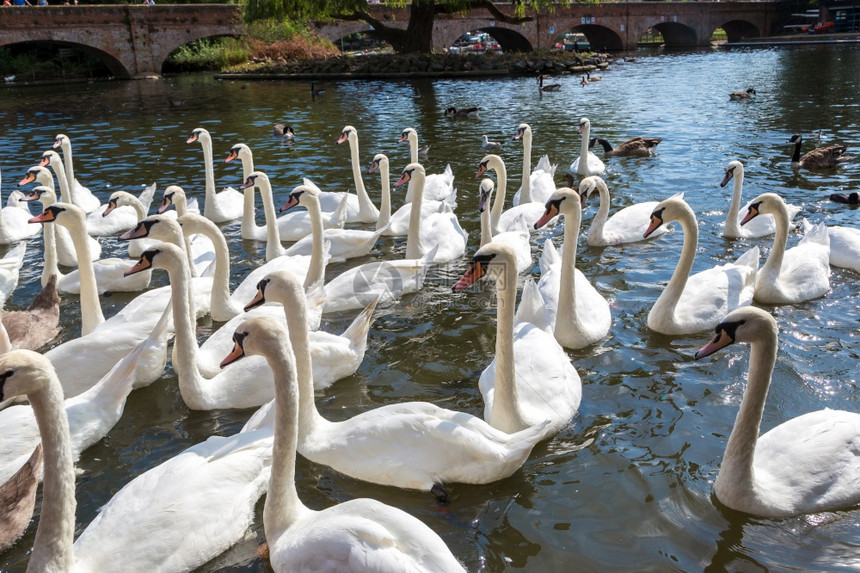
[0, 4, 241, 79]
[313, 2, 788, 52]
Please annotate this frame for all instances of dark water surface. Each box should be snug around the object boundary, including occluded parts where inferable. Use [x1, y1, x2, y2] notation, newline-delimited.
[1, 45, 859, 572]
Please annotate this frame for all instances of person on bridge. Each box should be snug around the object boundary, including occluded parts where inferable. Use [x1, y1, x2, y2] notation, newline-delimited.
[12, 0, 33, 6]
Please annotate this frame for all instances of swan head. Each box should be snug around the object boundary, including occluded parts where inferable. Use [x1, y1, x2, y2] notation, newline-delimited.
[52, 134, 70, 149]
[740, 193, 784, 226]
[39, 150, 62, 169]
[18, 166, 50, 188]
[103, 190, 132, 217]
[337, 125, 357, 145]
[578, 176, 603, 206]
[20, 185, 54, 205]
[453, 242, 516, 292]
[158, 185, 186, 215]
[694, 306, 777, 360]
[186, 127, 210, 145]
[220, 316, 287, 368]
[644, 194, 688, 238]
[0, 349, 57, 402]
[398, 127, 417, 144]
[478, 179, 494, 213]
[720, 161, 744, 187]
[535, 187, 579, 229]
[244, 270, 302, 312]
[476, 155, 502, 179]
[124, 242, 185, 277]
[239, 171, 269, 193]
[29, 202, 83, 227]
[394, 163, 425, 188]
[280, 179, 320, 213]
[225, 143, 251, 164]
[513, 123, 531, 141]
[119, 214, 180, 243]
[368, 153, 388, 174]
[577, 118, 591, 133]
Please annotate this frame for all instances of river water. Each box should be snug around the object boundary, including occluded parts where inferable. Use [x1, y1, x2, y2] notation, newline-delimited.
[1, 44, 858, 572]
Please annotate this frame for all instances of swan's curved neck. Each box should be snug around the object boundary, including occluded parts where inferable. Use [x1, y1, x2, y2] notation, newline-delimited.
[652, 204, 698, 320]
[489, 260, 526, 432]
[277, 284, 325, 437]
[376, 161, 392, 231]
[126, 195, 147, 220]
[60, 216, 104, 334]
[199, 133, 218, 218]
[185, 218, 234, 320]
[715, 332, 777, 501]
[490, 160, 507, 235]
[578, 123, 591, 176]
[480, 194, 493, 247]
[262, 336, 307, 539]
[348, 135, 379, 223]
[163, 254, 208, 407]
[724, 170, 745, 237]
[303, 195, 327, 289]
[761, 202, 789, 281]
[555, 203, 585, 343]
[590, 179, 611, 239]
[520, 130, 533, 204]
[240, 155, 258, 238]
[408, 132, 418, 164]
[405, 171, 426, 259]
[52, 157, 76, 206]
[41, 220, 61, 287]
[27, 377, 76, 573]
[59, 140, 76, 197]
[257, 178, 285, 262]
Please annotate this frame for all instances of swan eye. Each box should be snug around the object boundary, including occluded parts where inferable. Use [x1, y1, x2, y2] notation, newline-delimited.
[232, 331, 248, 348]
[256, 278, 270, 294]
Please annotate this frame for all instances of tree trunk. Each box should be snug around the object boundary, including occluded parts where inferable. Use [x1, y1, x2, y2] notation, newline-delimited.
[400, 0, 436, 53]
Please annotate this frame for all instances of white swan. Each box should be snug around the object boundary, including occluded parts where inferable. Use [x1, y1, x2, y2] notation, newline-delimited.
[80, 183, 155, 238]
[694, 306, 860, 517]
[720, 160, 801, 239]
[125, 242, 309, 410]
[333, 125, 381, 224]
[51, 133, 101, 213]
[0, 242, 26, 308]
[800, 217, 860, 273]
[0, 344, 272, 573]
[741, 193, 830, 304]
[223, 272, 552, 504]
[578, 175, 668, 246]
[394, 163, 467, 264]
[220, 316, 466, 572]
[512, 123, 557, 206]
[18, 165, 102, 268]
[453, 243, 581, 436]
[533, 187, 612, 348]
[150, 184, 216, 276]
[478, 178, 531, 273]
[243, 171, 347, 245]
[0, 302, 170, 485]
[279, 182, 430, 314]
[224, 142, 269, 242]
[368, 153, 454, 237]
[643, 194, 759, 335]
[568, 117, 606, 177]
[0, 168, 40, 244]
[398, 127, 456, 202]
[186, 127, 245, 223]
[30, 202, 153, 296]
[101, 185, 158, 257]
[477, 154, 557, 232]
[282, 179, 388, 263]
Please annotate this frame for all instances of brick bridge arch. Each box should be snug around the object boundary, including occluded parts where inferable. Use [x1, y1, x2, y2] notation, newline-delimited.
[0, 5, 242, 79]
[313, 3, 784, 53]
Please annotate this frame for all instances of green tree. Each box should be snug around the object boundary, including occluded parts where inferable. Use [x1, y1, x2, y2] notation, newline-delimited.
[242, 0, 570, 54]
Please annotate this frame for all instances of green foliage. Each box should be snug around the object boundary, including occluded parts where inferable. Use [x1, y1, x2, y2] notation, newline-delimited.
[166, 37, 250, 71]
